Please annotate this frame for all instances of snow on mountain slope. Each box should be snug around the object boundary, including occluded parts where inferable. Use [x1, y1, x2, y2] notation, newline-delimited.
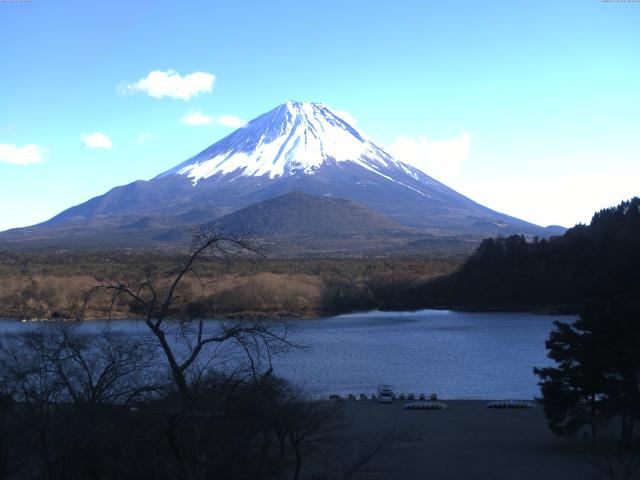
[0, 100, 559, 248]
[158, 101, 423, 186]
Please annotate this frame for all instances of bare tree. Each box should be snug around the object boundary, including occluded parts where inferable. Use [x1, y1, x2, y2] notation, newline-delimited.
[80, 228, 302, 480]
[589, 444, 640, 480]
[0, 322, 160, 480]
[86, 228, 294, 407]
[0, 330, 65, 480]
[0, 229, 400, 480]
[22, 323, 158, 406]
[309, 426, 404, 480]
[268, 383, 342, 480]
[267, 382, 403, 480]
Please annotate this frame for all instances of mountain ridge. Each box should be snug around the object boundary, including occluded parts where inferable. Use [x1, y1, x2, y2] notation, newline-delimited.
[0, 101, 564, 250]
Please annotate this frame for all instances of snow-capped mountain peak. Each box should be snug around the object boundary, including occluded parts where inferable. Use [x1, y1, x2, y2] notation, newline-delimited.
[7, 101, 555, 244]
[159, 101, 412, 183]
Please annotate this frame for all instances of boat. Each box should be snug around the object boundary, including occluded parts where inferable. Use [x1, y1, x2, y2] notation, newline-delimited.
[377, 384, 394, 403]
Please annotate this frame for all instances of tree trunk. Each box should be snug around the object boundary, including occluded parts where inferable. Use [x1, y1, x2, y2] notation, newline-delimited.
[39, 428, 55, 480]
[590, 395, 598, 445]
[165, 415, 190, 478]
[256, 429, 272, 478]
[147, 322, 190, 402]
[293, 445, 302, 480]
[621, 413, 632, 448]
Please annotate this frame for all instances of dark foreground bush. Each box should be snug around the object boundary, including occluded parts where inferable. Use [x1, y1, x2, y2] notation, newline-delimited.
[0, 323, 397, 480]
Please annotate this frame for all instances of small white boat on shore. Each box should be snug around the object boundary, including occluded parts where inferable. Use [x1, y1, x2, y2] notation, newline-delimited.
[377, 384, 394, 403]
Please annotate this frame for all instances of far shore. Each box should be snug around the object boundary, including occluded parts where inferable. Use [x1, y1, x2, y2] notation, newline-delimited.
[0, 304, 580, 323]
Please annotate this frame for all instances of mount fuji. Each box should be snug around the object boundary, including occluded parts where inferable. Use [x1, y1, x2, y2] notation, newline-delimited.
[0, 101, 562, 250]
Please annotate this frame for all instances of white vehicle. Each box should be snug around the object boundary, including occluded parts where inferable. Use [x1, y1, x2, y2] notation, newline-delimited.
[377, 384, 394, 403]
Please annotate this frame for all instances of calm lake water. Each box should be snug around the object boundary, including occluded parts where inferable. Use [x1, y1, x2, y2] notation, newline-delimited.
[0, 310, 575, 400]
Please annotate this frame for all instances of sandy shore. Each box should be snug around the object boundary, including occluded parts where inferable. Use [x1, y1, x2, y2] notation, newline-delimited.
[338, 400, 601, 480]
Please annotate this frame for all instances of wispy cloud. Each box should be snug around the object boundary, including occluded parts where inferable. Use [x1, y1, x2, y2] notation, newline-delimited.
[137, 132, 153, 144]
[218, 115, 247, 128]
[120, 70, 215, 100]
[180, 111, 246, 128]
[386, 131, 473, 181]
[0, 144, 46, 165]
[81, 132, 113, 149]
[180, 111, 214, 126]
[331, 108, 357, 127]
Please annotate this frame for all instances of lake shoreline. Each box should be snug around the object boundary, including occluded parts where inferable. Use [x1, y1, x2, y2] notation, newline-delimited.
[0, 303, 579, 323]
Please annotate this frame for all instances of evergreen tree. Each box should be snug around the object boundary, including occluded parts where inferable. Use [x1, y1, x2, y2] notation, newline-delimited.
[421, 197, 640, 311]
[535, 302, 640, 446]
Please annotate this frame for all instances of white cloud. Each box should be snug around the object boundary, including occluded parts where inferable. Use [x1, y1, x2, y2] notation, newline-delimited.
[81, 132, 113, 149]
[0, 144, 46, 165]
[332, 109, 357, 127]
[137, 133, 153, 144]
[180, 111, 214, 126]
[457, 173, 640, 229]
[218, 115, 247, 128]
[120, 70, 215, 100]
[180, 111, 246, 128]
[386, 131, 473, 181]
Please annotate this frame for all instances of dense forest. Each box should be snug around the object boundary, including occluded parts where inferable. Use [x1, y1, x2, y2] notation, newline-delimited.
[0, 251, 459, 320]
[399, 198, 640, 312]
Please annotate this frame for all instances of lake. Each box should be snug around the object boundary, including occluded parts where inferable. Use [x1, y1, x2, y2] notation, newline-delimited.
[0, 309, 575, 400]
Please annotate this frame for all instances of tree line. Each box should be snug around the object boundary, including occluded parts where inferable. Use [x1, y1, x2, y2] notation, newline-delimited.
[401, 197, 640, 312]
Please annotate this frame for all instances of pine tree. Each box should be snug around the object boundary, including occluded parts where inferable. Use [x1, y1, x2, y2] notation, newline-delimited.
[535, 302, 640, 446]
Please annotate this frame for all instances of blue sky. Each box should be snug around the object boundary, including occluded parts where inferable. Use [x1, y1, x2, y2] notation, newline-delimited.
[1, 0, 639, 231]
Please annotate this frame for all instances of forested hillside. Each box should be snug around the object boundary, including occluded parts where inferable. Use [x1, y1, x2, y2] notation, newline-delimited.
[409, 198, 640, 311]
